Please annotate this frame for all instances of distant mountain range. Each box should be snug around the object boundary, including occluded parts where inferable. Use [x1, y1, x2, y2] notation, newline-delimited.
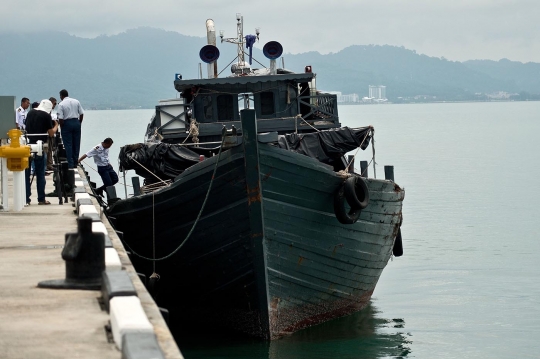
[1, 27, 539, 109]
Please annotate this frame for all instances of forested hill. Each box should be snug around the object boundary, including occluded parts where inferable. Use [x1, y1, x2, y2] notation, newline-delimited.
[1, 28, 539, 109]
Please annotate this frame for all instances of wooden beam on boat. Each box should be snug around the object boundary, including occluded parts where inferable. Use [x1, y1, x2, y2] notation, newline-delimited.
[241, 109, 271, 339]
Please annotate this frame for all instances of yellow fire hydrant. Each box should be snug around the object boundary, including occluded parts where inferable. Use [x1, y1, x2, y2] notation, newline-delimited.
[0, 129, 31, 171]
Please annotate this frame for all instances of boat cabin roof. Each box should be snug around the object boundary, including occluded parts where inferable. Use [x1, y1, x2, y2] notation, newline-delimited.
[174, 72, 315, 93]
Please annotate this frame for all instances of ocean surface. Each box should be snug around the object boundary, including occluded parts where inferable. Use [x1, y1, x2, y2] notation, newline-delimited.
[83, 101, 540, 358]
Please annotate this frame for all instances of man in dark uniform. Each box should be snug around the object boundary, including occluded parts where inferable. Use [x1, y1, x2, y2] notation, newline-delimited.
[25, 99, 59, 205]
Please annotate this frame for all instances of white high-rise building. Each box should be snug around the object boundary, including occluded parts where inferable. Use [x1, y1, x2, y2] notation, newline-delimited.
[327, 91, 360, 103]
[369, 85, 387, 99]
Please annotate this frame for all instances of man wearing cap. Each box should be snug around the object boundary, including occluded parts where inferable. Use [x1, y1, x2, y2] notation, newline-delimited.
[78, 138, 118, 197]
[15, 98, 30, 130]
[57, 89, 84, 168]
[25, 99, 59, 205]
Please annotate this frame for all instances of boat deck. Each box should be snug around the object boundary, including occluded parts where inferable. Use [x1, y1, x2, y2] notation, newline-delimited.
[0, 168, 183, 359]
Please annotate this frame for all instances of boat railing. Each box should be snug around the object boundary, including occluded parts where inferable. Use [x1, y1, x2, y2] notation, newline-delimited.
[297, 94, 338, 121]
[153, 102, 192, 136]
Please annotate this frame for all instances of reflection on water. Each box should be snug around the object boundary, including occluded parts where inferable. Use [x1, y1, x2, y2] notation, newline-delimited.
[175, 303, 411, 359]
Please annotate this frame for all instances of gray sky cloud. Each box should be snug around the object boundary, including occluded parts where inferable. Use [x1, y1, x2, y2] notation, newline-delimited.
[3, 0, 539, 62]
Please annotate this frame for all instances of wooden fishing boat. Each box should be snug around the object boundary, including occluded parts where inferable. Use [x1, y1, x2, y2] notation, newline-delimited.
[106, 15, 404, 339]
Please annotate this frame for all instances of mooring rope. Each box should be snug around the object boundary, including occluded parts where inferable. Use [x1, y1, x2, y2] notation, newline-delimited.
[295, 114, 321, 133]
[119, 137, 226, 261]
[149, 191, 160, 280]
[344, 127, 374, 173]
[129, 157, 169, 187]
[80, 160, 133, 188]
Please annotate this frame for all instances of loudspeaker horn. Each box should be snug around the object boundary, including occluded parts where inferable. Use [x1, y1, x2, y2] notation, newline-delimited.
[263, 41, 283, 60]
[199, 45, 220, 64]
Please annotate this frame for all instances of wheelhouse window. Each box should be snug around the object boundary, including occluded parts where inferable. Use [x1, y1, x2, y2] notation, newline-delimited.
[260, 91, 275, 116]
[217, 95, 234, 121]
[202, 95, 213, 121]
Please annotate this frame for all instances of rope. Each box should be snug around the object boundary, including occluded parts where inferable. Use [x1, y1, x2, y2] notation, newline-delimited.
[217, 56, 239, 77]
[81, 160, 133, 188]
[297, 114, 321, 132]
[119, 137, 226, 262]
[185, 119, 199, 145]
[344, 127, 373, 172]
[129, 157, 169, 187]
[149, 191, 159, 279]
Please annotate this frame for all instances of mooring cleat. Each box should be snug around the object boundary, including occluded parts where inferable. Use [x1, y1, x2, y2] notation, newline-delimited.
[38, 217, 105, 290]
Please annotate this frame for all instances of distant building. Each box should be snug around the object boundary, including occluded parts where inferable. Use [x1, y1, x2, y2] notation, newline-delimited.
[486, 91, 516, 99]
[369, 85, 387, 100]
[327, 91, 360, 103]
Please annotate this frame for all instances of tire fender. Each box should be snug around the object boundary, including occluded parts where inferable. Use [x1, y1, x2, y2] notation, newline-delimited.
[334, 183, 362, 224]
[392, 228, 403, 257]
[343, 176, 369, 210]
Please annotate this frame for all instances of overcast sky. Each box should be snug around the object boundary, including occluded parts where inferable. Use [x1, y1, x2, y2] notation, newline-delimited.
[3, 0, 539, 63]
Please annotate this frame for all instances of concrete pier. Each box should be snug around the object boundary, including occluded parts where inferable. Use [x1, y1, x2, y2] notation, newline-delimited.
[0, 169, 183, 359]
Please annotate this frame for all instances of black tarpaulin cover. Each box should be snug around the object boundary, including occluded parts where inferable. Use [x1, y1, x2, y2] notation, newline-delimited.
[277, 126, 372, 165]
[118, 142, 202, 182]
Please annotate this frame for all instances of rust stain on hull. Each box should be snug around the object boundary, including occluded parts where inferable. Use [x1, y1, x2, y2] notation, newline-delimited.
[268, 289, 375, 339]
[246, 185, 262, 204]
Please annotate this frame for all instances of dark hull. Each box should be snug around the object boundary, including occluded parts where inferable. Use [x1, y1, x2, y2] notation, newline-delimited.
[108, 128, 404, 339]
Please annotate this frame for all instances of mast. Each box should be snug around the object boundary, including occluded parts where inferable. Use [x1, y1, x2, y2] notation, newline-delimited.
[206, 19, 218, 78]
[236, 14, 244, 65]
[220, 13, 259, 75]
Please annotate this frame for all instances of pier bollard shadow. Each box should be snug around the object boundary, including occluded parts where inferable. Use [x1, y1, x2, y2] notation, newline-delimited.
[38, 217, 105, 290]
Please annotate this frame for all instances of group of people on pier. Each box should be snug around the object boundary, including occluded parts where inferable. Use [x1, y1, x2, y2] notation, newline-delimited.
[17, 90, 118, 205]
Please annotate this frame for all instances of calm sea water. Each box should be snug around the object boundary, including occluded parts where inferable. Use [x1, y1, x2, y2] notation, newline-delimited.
[84, 102, 540, 358]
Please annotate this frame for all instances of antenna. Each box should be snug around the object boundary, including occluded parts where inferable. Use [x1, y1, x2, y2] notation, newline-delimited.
[220, 14, 261, 75]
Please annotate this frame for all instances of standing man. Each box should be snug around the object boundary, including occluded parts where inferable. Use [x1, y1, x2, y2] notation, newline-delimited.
[57, 89, 84, 168]
[78, 138, 118, 197]
[46, 97, 58, 171]
[15, 97, 30, 130]
[25, 99, 59, 205]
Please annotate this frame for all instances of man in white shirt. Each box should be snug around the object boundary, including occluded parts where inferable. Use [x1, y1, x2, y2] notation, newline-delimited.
[15, 97, 30, 130]
[57, 89, 84, 168]
[78, 138, 118, 197]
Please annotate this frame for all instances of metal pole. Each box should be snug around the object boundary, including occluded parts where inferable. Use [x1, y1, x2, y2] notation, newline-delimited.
[1, 157, 8, 210]
[123, 170, 127, 199]
[371, 128, 376, 179]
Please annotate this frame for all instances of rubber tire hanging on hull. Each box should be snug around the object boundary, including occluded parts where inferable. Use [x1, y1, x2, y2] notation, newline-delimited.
[393, 228, 403, 256]
[343, 176, 370, 210]
[334, 184, 362, 224]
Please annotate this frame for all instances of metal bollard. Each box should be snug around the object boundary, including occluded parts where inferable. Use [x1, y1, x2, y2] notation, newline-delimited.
[347, 155, 354, 173]
[131, 177, 141, 196]
[360, 161, 369, 178]
[106, 186, 121, 206]
[38, 217, 105, 290]
[384, 165, 394, 182]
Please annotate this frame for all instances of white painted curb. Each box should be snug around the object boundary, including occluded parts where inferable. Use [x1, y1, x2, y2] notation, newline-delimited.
[92, 221, 108, 234]
[110, 296, 154, 349]
[78, 204, 98, 216]
[74, 192, 91, 202]
[105, 248, 122, 271]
